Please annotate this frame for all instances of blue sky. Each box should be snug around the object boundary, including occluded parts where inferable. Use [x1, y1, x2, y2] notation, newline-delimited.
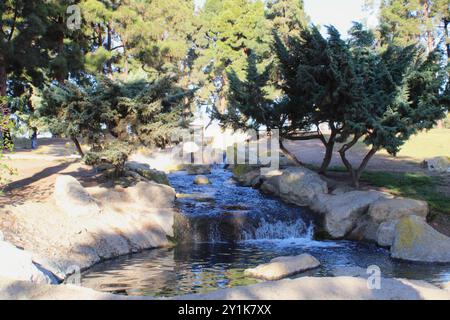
[195, 0, 378, 37]
[304, 0, 377, 36]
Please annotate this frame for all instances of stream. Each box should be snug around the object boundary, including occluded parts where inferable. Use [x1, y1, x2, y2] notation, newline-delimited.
[81, 168, 450, 297]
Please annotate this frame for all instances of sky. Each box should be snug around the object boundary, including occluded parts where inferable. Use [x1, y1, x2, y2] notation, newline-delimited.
[195, 0, 378, 37]
[304, 0, 378, 36]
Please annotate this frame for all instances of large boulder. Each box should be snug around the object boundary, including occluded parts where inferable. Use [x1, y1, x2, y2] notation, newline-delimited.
[376, 220, 398, 247]
[350, 198, 429, 245]
[391, 215, 450, 263]
[368, 198, 428, 224]
[1, 179, 178, 279]
[0, 240, 57, 284]
[244, 254, 320, 281]
[126, 162, 170, 185]
[260, 167, 328, 207]
[126, 181, 176, 209]
[232, 165, 261, 187]
[54, 175, 101, 217]
[312, 191, 387, 239]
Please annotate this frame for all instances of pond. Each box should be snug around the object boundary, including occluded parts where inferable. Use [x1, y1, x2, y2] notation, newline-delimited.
[81, 168, 450, 297]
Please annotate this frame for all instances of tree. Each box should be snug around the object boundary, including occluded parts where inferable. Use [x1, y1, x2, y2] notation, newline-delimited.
[338, 26, 449, 187]
[193, 0, 271, 111]
[266, 0, 309, 42]
[272, 26, 361, 173]
[367, 0, 449, 56]
[0, 0, 55, 146]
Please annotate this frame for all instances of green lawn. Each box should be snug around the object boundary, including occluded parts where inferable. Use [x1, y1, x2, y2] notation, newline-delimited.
[361, 171, 450, 218]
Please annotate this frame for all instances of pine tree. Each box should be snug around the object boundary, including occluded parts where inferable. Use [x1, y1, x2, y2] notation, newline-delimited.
[367, 0, 449, 56]
[0, 1, 58, 147]
[193, 0, 271, 111]
[338, 25, 448, 187]
[266, 0, 309, 42]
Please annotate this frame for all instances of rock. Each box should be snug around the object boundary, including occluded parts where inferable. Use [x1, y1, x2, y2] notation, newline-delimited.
[0, 277, 129, 300]
[260, 167, 328, 207]
[194, 175, 210, 185]
[177, 276, 450, 300]
[125, 181, 176, 209]
[244, 254, 320, 281]
[1, 179, 178, 279]
[368, 198, 428, 224]
[54, 175, 101, 217]
[126, 162, 170, 185]
[376, 220, 398, 247]
[391, 215, 450, 263]
[232, 165, 261, 187]
[313, 191, 387, 239]
[185, 164, 212, 175]
[350, 198, 429, 244]
[0, 241, 57, 284]
[423, 156, 450, 173]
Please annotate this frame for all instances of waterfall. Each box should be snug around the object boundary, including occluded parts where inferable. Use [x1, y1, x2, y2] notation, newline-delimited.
[242, 219, 312, 241]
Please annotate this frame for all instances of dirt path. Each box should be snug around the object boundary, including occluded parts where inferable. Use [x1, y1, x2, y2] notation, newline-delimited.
[0, 139, 97, 207]
[284, 139, 427, 173]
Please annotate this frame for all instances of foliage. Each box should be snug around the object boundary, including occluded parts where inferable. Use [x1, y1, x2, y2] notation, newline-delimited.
[193, 0, 272, 110]
[84, 140, 132, 177]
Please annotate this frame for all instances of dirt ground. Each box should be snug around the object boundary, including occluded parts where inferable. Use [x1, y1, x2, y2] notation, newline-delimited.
[0, 139, 98, 208]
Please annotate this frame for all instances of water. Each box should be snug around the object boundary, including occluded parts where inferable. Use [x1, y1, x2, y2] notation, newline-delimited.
[81, 168, 450, 297]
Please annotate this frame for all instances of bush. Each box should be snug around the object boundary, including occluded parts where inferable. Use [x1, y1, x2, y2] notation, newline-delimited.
[84, 141, 133, 177]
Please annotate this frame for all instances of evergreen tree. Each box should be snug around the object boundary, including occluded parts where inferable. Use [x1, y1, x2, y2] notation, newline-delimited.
[266, 0, 309, 42]
[0, 0, 55, 146]
[367, 0, 449, 56]
[193, 0, 271, 111]
[338, 26, 449, 187]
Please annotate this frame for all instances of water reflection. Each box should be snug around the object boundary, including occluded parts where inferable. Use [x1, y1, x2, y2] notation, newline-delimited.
[82, 241, 450, 297]
[81, 168, 450, 297]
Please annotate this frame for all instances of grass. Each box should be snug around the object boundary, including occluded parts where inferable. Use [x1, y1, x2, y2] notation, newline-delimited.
[360, 171, 450, 218]
[377, 128, 450, 160]
[306, 163, 449, 217]
[326, 128, 450, 161]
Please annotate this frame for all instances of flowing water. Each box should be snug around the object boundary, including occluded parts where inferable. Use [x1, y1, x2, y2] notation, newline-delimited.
[81, 168, 450, 297]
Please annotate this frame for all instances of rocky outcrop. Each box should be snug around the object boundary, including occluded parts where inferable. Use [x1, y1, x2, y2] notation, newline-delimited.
[1, 178, 178, 279]
[194, 175, 210, 185]
[391, 216, 450, 263]
[349, 198, 429, 245]
[0, 240, 58, 284]
[126, 162, 170, 185]
[244, 254, 320, 281]
[311, 191, 387, 239]
[260, 167, 328, 207]
[54, 175, 101, 218]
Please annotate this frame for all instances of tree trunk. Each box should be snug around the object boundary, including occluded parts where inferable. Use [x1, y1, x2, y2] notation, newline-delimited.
[71, 136, 84, 157]
[0, 54, 12, 149]
[106, 21, 113, 77]
[445, 19, 450, 59]
[339, 135, 378, 188]
[279, 138, 304, 166]
[319, 128, 338, 174]
[338, 134, 361, 188]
